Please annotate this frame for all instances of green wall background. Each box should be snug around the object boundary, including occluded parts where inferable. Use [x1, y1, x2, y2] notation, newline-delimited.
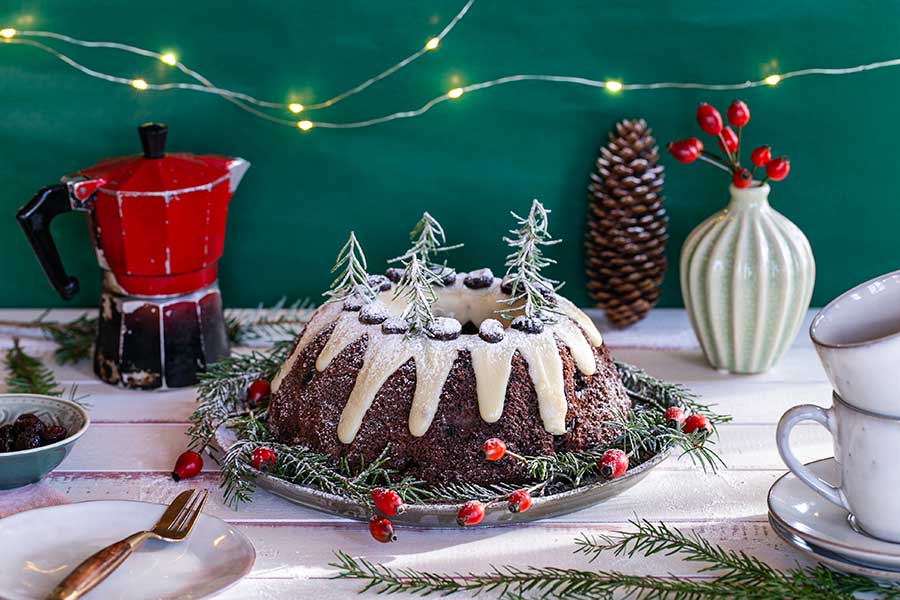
[0, 1, 896, 309]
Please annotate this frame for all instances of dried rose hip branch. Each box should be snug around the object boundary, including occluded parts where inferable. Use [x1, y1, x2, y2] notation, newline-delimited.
[668, 100, 791, 188]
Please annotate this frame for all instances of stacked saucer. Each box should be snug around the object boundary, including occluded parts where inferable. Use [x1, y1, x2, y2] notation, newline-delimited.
[768, 458, 900, 580]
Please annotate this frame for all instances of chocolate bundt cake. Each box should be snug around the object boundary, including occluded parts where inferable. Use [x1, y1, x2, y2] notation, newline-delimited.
[269, 270, 631, 486]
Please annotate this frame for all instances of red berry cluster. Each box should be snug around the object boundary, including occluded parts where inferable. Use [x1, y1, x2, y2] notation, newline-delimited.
[663, 406, 713, 442]
[668, 100, 790, 188]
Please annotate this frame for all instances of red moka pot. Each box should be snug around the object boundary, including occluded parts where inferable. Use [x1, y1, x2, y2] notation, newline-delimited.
[16, 123, 249, 389]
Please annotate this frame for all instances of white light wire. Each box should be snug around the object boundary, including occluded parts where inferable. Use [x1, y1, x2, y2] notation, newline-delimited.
[3, 7, 900, 131]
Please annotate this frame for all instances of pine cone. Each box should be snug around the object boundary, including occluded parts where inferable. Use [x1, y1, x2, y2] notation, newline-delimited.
[585, 119, 667, 328]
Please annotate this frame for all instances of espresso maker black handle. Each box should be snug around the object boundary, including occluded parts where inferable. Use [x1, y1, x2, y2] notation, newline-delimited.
[16, 184, 80, 300]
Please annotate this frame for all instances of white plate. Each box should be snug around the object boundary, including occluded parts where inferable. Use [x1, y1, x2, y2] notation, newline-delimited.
[0, 500, 255, 600]
[768, 457, 900, 570]
[769, 515, 900, 581]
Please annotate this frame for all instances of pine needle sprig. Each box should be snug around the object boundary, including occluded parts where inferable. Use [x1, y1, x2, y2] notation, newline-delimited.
[187, 340, 293, 451]
[4, 338, 62, 396]
[389, 211, 463, 269]
[334, 520, 900, 599]
[499, 199, 563, 322]
[225, 298, 314, 345]
[393, 253, 441, 336]
[331, 550, 754, 600]
[325, 231, 377, 305]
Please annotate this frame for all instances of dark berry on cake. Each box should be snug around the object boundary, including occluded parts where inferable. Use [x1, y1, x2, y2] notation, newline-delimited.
[427, 317, 462, 341]
[433, 266, 457, 287]
[359, 303, 390, 325]
[381, 318, 409, 335]
[464, 268, 494, 289]
[367, 275, 392, 292]
[478, 319, 505, 343]
[511, 315, 544, 334]
[385, 267, 404, 283]
[342, 295, 366, 311]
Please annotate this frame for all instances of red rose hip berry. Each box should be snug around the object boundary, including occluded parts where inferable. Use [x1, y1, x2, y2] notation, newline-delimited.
[482, 438, 507, 461]
[683, 414, 713, 436]
[508, 489, 533, 513]
[599, 449, 629, 479]
[696, 103, 723, 136]
[718, 127, 738, 154]
[663, 406, 687, 428]
[247, 379, 271, 406]
[726, 100, 750, 127]
[172, 450, 203, 481]
[732, 168, 752, 189]
[371, 488, 405, 517]
[766, 156, 791, 181]
[686, 137, 704, 152]
[667, 140, 700, 164]
[368, 515, 397, 543]
[251, 447, 276, 471]
[457, 500, 486, 527]
[751, 145, 772, 167]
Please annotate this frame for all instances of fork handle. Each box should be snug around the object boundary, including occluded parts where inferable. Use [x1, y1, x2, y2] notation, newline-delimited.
[45, 531, 152, 600]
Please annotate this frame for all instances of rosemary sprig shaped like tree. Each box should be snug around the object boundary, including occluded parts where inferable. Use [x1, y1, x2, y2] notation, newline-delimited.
[389, 212, 463, 270]
[394, 253, 441, 336]
[499, 199, 563, 322]
[324, 231, 377, 305]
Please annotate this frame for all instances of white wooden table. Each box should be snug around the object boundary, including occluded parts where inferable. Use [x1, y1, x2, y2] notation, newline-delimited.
[0, 308, 833, 598]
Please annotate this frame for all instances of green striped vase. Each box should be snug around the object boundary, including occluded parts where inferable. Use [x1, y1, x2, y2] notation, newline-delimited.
[680, 183, 815, 373]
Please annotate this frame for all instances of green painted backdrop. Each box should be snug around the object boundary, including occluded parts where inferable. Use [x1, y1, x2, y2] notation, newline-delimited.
[0, 1, 896, 309]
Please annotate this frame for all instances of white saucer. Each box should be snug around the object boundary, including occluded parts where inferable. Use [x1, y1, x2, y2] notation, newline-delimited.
[769, 515, 900, 581]
[768, 457, 900, 570]
[0, 499, 255, 600]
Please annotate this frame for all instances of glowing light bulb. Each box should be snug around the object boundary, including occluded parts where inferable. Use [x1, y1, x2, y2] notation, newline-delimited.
[425, 37, 440, 51]
[159, 52, 177, 66]
[605, 80, 623, 93]
[447, 87, 464, 99]
[765, 74, 781, 86]
[297, 120, 314, 131]
[288, 102, 304, 114]
[131, 78, 148, 90]
[0, 28, 16, 39]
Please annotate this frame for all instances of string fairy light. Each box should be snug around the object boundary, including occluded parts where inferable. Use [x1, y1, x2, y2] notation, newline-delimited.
[3, 3, 900, 132]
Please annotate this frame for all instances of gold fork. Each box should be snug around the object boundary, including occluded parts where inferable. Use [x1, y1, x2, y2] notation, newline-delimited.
[45, 489, 209, 600]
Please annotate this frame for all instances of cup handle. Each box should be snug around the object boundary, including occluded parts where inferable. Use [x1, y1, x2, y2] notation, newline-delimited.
[776, 404, 848, 510]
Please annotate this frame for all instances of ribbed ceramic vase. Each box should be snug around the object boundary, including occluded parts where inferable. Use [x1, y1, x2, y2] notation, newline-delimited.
[680, 183, 815, 373]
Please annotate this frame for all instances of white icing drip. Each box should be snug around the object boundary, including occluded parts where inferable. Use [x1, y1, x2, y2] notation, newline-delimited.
[409, 344, 459, 436]
[271, 300, 342, 392]
[337, 335, 414, 444]
[558, 297, 604, 347]
[554, 318, 597, 375]
[517, 334, 567, 434]
[276, 273, 605, 442]
[470, 343, 515, 422]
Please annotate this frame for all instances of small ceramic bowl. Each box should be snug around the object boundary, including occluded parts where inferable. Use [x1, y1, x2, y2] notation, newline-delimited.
[0, 394, 90, 490]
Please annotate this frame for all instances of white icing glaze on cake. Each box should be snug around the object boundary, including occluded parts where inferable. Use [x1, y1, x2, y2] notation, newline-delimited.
[272, 273, 603, 444]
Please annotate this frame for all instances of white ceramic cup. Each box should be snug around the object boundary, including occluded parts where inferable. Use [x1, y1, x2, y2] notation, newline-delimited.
[810, 269, 900, 416]
[777, 392, 900, 543]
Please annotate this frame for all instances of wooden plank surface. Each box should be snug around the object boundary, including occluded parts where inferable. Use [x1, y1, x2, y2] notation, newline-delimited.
[0, 308, 833, 598]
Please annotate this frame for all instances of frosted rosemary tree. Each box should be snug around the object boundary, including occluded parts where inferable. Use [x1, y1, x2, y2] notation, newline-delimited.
[390, 212, 462, 269]
[499, 199, 562, 321]
[393, 253, 441, 335]
[324, 231, 377, 304]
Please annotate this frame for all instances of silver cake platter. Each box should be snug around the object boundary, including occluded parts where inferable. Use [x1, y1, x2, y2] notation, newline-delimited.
[213, 426, 670, 527]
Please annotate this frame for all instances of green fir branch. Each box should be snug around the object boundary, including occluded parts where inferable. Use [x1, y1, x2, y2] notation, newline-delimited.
[498, 199, 563, 322]
[4, 338, 62, 396]
[393, 253, 441, 336]
[389, 211, 463, 268]
[187, 340, 293, 451]
[225, 298, 314, 345]
[325, 231, 377, 304]
[334, 520, 900, 599]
